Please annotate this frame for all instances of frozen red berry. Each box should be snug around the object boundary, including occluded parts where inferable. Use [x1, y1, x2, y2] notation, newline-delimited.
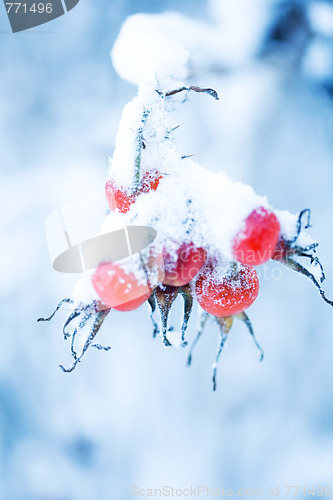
[232, 207, 280, 266]
[162, 242, 207, 287]
[195, 261, 259, 317]
[91, 262, 151, 311]
[105, 169, 162, 213]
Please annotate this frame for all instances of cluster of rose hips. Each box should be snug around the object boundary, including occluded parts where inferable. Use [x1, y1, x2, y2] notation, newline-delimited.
[101, 173, 281, 318]
[39, 165, 332, 388]
[39, 86, 332, 389]
[83, 165, 330, 389]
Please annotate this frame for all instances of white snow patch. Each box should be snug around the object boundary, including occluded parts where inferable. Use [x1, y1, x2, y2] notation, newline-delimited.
[71, 272, 101, 309]
[111, 13, 190, 87]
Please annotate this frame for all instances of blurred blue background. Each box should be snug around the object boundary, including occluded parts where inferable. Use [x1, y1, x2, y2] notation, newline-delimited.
[1, 0, 333, 498]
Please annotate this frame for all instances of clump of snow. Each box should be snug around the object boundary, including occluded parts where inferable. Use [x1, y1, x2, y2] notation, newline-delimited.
[111, 9, 271, 90]
[111, 14, 190, 88]
[275, 209, 298, 241]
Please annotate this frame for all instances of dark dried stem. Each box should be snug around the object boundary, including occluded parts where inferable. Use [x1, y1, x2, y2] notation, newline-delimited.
[179, 284, 193, 346]
[290, 208, 311, 244]
[164, 86, 219, 101]
[92, 344, 112, 351]
[134, 110, 149, 189]
[285, 258, 333, 306]
[37, 298, 73, 322]
[62, 310, 80, 340]
[236, 311, 264, 361]
[147, 293, 159, 338]
[212, 316, 233, 391]
[187, 311, 210, 366]
[155, 285, 179, 346]
[60, 308, 111, 373]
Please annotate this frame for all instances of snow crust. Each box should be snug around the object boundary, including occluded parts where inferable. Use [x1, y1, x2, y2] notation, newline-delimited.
[111, 7, 271, 88]
[111, 13, 190, 87]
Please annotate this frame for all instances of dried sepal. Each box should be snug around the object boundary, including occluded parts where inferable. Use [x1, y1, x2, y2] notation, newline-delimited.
[187, 310, 210, 366]
[235, 311, 264, 361]
[150, 284, 193, 347]
[60, 308, 111, 373]
[187, 310, 262, 390]
[179, 284, 193, 347]
[155, 285, 180, 346]
[37, 298, 73, 323]
[273, 208, 333, 306]
[212, 316, 233, 391]
[147, 293, 159, 338]
[63, 310, 81, 341]
[284, 258, 333, 306]
[290, 208, 311, 244]
[38, 299, 111, 372]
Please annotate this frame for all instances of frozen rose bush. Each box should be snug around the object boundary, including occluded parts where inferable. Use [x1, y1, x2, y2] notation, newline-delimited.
[39, 13, 333, 390]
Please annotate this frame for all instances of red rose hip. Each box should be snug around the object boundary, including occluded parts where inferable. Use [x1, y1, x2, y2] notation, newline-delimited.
[91, 262, 151, 311]
[195, 262, 259, 317]
[232, 207, 280, 266]
[162, 242, 207, 287]
[105, 169, 162, 214]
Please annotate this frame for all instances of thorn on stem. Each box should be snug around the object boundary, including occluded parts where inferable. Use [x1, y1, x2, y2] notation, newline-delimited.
[181, 153, 200, 159]
[92, 344, 112, 351]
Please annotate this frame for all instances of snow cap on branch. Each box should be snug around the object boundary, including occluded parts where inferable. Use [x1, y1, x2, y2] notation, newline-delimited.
[111, 13, 190, 88]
